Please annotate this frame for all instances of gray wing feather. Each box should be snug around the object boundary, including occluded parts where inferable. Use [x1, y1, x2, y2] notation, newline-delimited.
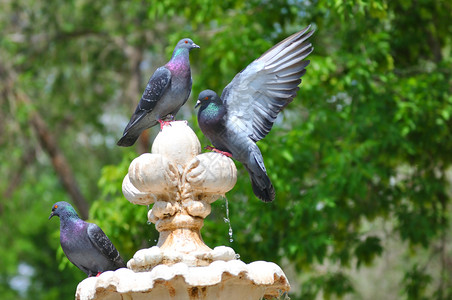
[123, 67, 171, 133]
[222, 25, 314, 142]
[87, 224, 124, 267]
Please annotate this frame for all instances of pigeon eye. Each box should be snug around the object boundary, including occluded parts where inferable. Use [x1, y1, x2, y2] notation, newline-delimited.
[54, 205, 58, 209]
[185, 40, 188, 44]
[204, 97, 208, 100]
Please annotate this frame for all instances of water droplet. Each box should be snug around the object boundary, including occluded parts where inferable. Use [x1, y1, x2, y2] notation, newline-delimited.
[223, 196, 234, 243]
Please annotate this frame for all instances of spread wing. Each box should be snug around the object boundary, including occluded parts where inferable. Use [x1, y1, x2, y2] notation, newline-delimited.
[221, 25, 314, 142]
[123, 66, 171, 133]
[87, 223, 125, 267]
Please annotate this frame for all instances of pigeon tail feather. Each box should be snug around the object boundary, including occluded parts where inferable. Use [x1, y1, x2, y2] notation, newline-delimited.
[246, 146, 276, 202]
[250, 174, 275, 202]
[117, 130, 141, 147]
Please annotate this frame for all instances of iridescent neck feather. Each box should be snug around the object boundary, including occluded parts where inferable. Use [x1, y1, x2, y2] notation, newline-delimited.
[167, 48, 190, 73]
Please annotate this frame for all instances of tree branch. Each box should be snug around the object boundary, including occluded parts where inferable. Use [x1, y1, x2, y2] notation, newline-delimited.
[2, 147, 36, 199]
[0, 61, 90, 219]
[27, 104, 90, 219]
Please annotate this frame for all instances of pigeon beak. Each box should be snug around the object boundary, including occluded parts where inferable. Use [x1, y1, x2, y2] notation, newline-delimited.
[49, 212, 55, 220]
[195, 100, 201, 108]
[192, 43, 200, 49]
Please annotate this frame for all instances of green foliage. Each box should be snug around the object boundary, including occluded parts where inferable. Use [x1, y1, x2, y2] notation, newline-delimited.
[300, 272, 354, 299]
[1, 0, 451, 299]
[403, 264, 433, 300]
[91, 152, 155, 259]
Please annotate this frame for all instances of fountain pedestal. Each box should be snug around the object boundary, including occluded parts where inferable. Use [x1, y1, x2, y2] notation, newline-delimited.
[76, 121, 290, 300]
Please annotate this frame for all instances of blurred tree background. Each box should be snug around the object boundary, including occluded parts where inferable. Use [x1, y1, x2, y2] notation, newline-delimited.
[1, 0, 451, 299]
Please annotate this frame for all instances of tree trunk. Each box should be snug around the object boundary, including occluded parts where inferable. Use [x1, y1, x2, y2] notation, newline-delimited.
[29, 110, 90, 219]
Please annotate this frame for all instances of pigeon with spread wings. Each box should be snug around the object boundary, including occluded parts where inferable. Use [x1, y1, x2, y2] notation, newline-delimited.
[196, 26, 314, 202]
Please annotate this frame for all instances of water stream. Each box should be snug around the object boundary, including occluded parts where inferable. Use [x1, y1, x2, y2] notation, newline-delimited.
[222, 195, 234, 243]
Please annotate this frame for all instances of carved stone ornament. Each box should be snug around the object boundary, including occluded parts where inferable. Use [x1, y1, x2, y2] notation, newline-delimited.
[76, 121, 290, 300]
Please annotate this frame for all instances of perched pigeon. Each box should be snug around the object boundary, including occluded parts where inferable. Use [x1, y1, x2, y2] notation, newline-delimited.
[196, 25, 314, 202]
[49, 201, 125, 277]
[117, 38, 200, 147]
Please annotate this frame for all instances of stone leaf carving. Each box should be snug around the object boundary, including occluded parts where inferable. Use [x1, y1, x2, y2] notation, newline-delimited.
[123, 121, 237, 208]
[121, 121, 238, 270]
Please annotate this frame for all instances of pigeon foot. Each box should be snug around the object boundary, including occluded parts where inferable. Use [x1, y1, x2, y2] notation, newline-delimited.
[96, 272, 102, 277]
[205, 145, 232, 157]
[158, 119, 173, 130]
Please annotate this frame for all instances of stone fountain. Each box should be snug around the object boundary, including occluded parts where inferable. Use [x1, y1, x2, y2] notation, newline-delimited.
[76, 121, 290, 300]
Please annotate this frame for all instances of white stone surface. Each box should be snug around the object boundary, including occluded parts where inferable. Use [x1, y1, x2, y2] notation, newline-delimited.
[151, 121, 201, 168]
[122, 174, 156, 205]
[211, 246, 237, 261]
[122, 121, 237, 208]
[122, 121, 239, 268]
[184, 152, 237, 199]
[76, 260, 289, 300]
[127, 245, 238, 272]
[128, 153, 178, 193]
